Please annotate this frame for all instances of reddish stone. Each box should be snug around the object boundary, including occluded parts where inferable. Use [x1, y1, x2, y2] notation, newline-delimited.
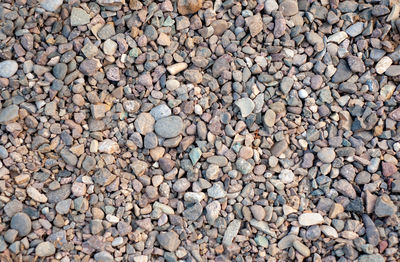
[379, 240, 388, 253]
[382, 162, 397, 177]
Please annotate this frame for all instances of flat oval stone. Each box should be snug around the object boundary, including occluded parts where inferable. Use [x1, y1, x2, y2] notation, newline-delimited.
[298, 213, 324, 226]
[154, 116, 184, 138]
[0, 60, 18, 78]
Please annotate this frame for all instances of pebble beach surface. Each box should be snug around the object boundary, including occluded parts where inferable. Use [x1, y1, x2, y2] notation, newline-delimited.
[0, 0, 399, 261]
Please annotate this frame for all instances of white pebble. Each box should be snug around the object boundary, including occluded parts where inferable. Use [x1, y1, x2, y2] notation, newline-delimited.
[298, 89, 308, 99]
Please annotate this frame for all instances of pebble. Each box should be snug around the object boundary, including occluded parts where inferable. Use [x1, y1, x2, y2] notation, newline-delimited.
[27, 186, 48, 203]
[374, 195, 397, 217]
[222, 219, 241, 246]
[263, 109, 276, 127]
[298, 213, 324, 226]
[375, 56, 392, 74]
[39, 0, 63, 11]
[0, 105, 19, 124]
[345, 22, 364, 37]
[279, 169, 294, 184]
[11, 213, 31, 237]
[94, 251, 114, 262]
[235, 98, 255, 118]
[154, 116, 184, 138]
[156, 232, 181, 252]
[293, 240, 310, 257]
[70, 7, 90, 26]
[35, 242, 56, 257]
[0, 60, 18, 78]
[177, 0, 203, 15]
[98, 139, 120, 154]
[167, 63, 188, 75]
[317, 148, 336, 163]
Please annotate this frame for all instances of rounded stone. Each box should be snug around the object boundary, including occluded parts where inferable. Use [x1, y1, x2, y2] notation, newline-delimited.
[11, 212, 31, 237]
[317, 148, 336, 163]
[154, 116, 184, 138]
[0, 60, 18, 78]
[35, 241, 56, 257]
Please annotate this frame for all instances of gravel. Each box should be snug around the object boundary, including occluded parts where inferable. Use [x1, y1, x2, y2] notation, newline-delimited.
[0, 0, 399, 261]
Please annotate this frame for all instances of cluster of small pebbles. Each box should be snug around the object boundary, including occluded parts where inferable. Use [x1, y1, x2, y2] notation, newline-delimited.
[0, 0, 400, 261]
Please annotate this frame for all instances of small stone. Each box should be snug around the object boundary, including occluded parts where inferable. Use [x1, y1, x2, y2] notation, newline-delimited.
[106, 66, 120, 81]
[189, 147, 202, 165]
[71, 182, 87, 197]
[345, 22, 364, 37]
[389, 107, 400, 121]
[236, 158, 253, 175]
[235, 98, 255, 118]
[385, 65, 400, 76]
[4, 200, 23, 217]
[222, 219, 241, 246]
[320, 225, 338, 238]
[103, 39, 118, 56]
[157, 232, 181, 252]
[79, 59, 98, 76]
[11, 213, 31, 237]
[183, 69, 202, 84]
[280, 0, 299, 16]
[332, 59, 352, 83]
[0, 60, 18, 78]
[382, 162, 397, 177]
[165, 79, 180, 91]
[97, 24, 116, 40]
[279, 169, 294, 184]
[81, 41, 99, 58]
[263, 109, 276, 127]
[39, 0, 63, 11]
[333, 179, 356, 199]
[157, 32, 171, 46]
[375, 56, 392, 74]
[374, 195, 397, 217]
[27, 186, 47, 203]
[70, 8, 90, 26]
[293, 240, 310, 257]
[358, 254, 385, 262]
[298, 89, 308, 99]
[177, 0, 203, 15]
[55, 199, 72, 214]
[271, 140, 288, 157]
[278, 234, 300, 249]
[123, 100, 141, 114]
[245, 14, 263, 37]
[317, 148, 336, 163]
[0, 105, 19, 124]
[135, 113, 155, 135]
[207, 182, 226, 199]
[363, 214, 380, 246]
[35, 242, 56, 257]
[298, 213, 324, 226]
[98, 139, 120, 154]
[347, 56, 366, 73]
[250, 205, 266, 221]
[183, 202, 203, 221]
[94, 251, 113, 262]
[167, 63, 188, 75]
[154, 116, 184, 138]
[327, 31, 348, 44]
[131, 159, 148, 176]
[212, 54, 232, 78]
[211, 20, 229, 36]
